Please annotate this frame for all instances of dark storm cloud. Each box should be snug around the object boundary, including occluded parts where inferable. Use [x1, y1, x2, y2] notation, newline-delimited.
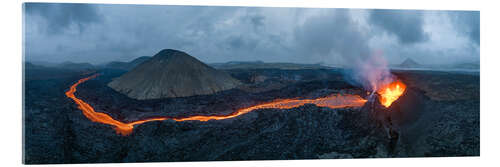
[250, 15, 265, 28]
[223, 11, 267, 51]
[369, 9, 428, 44]
[294, 9, 370, 61]
[25, 3, 101, 34]
[244, 13, 265, 31]
[448, 11, 480, 45]
[23, 4, 479, 66]
[227, 35, 258, 50]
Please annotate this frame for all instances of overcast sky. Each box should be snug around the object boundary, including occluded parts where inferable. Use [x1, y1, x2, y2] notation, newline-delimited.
[24, 3, 479, 65]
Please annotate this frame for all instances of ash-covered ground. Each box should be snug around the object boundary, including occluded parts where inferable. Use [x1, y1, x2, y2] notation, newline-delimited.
[23, 66, 479, 164]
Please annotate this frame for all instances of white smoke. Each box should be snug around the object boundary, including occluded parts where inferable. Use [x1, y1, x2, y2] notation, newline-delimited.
[307, 11, 396, 93]
[349, 50, 395, 93]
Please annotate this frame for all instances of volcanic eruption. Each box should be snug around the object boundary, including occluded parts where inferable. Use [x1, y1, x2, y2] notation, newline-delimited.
[108, 49, 241, 100]
[377, 80, 406, 108]
[66, 74, 368, 135]
[65, 49, 408, 136]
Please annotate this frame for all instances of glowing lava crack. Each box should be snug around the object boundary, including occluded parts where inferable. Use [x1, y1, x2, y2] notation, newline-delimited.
[66, 74, 369, 136]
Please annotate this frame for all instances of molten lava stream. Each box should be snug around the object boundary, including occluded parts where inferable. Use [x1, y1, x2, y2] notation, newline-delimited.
[376, 80, 407, 108]
[66, 74, 368, 136]
[172, 95, 367, 122]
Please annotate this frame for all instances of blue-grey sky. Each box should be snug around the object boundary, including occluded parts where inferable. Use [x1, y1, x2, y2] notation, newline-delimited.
[24, 3, 479, 65]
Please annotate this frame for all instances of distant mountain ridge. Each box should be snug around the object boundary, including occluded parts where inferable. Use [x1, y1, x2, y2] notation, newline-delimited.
[105, 56, 151, 71]
[210, 61, 331, 70]
[58, 61, 95, 70]
[399, 58, 421, 68]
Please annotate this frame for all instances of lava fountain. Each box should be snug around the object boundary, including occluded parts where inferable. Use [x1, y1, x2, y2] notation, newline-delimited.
[65, 74, 368, 135]
[376, 80, 407, 108]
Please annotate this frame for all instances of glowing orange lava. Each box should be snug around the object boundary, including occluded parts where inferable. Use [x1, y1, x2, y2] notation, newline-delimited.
[376, 80, 406, 108]
[173, 95, 367, 122]
[66, 74, 367, 135]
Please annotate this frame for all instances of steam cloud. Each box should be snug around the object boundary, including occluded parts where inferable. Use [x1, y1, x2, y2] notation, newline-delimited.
[346, 51, 395, 92]
[298, 9, 395, 92]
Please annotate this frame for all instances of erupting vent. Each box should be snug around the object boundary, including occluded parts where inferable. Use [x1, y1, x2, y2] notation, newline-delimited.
[66, 74, 408, 135]
[377, 80, 406, 108]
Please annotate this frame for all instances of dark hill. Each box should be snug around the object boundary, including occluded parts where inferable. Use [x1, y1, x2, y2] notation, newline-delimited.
[399, 58, 421, 68]
[108, 49, 241, 100]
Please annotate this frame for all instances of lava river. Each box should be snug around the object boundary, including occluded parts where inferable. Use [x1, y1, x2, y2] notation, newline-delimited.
[66, 74, 368, 135]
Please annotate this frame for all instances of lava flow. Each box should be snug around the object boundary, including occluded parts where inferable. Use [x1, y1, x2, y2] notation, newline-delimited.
[376, 80, 407, 108]
[66, 74, 367, 135]
[172, 94, 367, 122]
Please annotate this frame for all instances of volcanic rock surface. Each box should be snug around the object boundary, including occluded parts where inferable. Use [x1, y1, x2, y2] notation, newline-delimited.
[24, 65, 479, 164]
[108, 49, 241, 100]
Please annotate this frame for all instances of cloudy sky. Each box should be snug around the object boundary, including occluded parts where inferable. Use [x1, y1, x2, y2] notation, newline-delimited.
[24, 3, 479, 65]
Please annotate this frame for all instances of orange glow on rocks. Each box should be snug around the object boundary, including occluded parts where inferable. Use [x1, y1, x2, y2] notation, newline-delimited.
[173, 95, 367, 122]
[376, 80, 406, 108]
[65, 74, 141, 135]
[66, 74, 368, 136]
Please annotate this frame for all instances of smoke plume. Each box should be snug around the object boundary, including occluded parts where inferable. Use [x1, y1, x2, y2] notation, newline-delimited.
[344, 50, 395, 92]
[302, 10, 395, 92]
